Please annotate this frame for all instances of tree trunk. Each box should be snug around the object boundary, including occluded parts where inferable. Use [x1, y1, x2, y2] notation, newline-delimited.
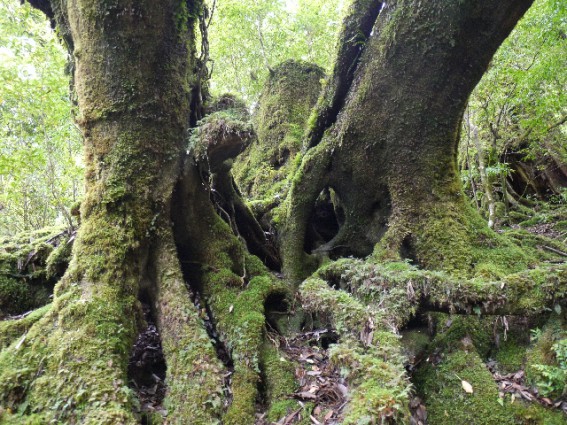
[0, 1, 226, 423]
[4, 0, 567, 424]
[283, 0, 535, 279]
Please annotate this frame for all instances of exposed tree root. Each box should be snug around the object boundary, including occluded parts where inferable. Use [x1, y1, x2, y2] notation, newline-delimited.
[148, 232, 226, 424]
[300, 276, 411, 423]
[0, 303, 51, 351]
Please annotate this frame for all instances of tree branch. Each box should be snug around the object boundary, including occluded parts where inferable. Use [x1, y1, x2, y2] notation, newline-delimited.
[304, 0, 383, 149]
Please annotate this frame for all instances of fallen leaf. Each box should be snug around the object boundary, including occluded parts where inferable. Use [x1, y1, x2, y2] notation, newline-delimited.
[310, 415, 322, 424]
[461, 380, 473, 394]
[294, 392, 317, 400]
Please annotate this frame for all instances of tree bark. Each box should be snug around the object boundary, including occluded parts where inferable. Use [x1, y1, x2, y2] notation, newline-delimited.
[0, 1, 221, 423]
[4, 0, 566, 424]
[283, 0, 535, 279]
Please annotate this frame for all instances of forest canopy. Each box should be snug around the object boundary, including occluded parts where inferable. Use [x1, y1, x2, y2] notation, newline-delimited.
[0, 0, 566, 424]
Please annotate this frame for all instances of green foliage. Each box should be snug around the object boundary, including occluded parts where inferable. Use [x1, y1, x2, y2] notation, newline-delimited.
[529, 327, 567, 398]
[459, 0, 567, 220]
[0, 0, 82, 235]
[207, 0, 343, 101]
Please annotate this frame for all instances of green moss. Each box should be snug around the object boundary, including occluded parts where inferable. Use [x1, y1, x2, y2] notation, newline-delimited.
[416, 347, 515, 425]
[431, 314, 495, 358]
[525, 314, 567, 399]
[0, 226, 69, 317]
[0, 304, 51, 351]
[511, 401, 567, 424]
[505, 228, 567, 263]
[0, 276, 30, 316]
[233, 60, 324, 222]
[330, 340, 411, 424]
[494, 339, 527, 374]
[181, 204, 291, 423]
[45, 236, 72, 279]
[189, 109, 254, 163]
[259, 341, 298, 422]
[300, 276, 411, 423]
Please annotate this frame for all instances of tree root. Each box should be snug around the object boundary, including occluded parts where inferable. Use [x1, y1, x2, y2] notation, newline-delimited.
[300, 277, 411, 423]
[296, 254, 567, 423]
[147, 232, 225, 424]
[0, 303, 51, 351]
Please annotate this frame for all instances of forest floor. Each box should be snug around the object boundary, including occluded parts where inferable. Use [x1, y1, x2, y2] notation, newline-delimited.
[125, 203, 567, 424]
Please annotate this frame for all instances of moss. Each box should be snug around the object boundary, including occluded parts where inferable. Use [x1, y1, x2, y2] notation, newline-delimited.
[319, 255, 567, 321]
[300, 276, 411, 423]
[150, 234, 225, 424]
[415, 313, 566, 424]
[177, 195, 291, 423]
[45, 236, 72, 279]
[0, 227, 70, 318]
[259, 341, 297, 422]
[415, 347, 515, 425]
[0, 0, 206, 421]
[0, 276, 30, 317]
[0, 304, 51, 351]
[233, 60, 324, 223]
[330, 340, 411, 424]
[525, 313, 567, 398]
[431, 314, 495, 358]
[511, 401, 567, 424]
[414, 200, 537, 278]
[0, 207, 147, 423]
[189, 109, 254, 165]
[494, 339, 528, 374]
[505, 229, 567, 263]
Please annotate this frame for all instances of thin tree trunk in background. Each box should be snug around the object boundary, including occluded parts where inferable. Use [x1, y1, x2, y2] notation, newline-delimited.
[473, 125, 497, 228]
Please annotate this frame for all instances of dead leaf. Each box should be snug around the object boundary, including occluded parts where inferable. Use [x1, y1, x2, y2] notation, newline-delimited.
[461, 380, 473, 394]
[294, 392, 317, 400]
[336, 383, 348, 397]
[310, 415, 322, 424]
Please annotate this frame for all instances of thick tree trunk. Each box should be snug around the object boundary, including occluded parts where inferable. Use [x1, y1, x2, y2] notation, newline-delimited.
[4, 0, 567, 424]
[0, 1, 220, 423]
[283, 0, 535, 279]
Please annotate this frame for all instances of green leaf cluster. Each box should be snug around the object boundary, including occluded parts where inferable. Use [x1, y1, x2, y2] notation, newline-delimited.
[207, 0, 344, 101]
[0, 0, 82, 235]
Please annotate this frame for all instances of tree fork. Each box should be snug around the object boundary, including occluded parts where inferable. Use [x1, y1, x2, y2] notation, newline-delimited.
[284, 0, 536, 277]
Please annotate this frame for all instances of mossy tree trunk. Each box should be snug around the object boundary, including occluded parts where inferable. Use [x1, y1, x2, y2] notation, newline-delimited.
[0, 1, 230, 423]
[3, 0, 566, 424]
[283, 0, 536, 279]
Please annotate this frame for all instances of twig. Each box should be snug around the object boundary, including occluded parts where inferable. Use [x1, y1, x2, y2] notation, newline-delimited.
[538, 245, 567, 258]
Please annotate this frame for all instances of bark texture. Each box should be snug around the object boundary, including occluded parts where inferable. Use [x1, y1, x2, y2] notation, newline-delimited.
[283, 0, 536, 279]
[0, 1, 221, 423]
[2, 0, 566, 424]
